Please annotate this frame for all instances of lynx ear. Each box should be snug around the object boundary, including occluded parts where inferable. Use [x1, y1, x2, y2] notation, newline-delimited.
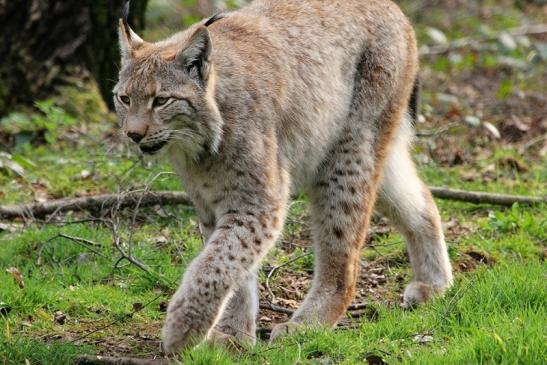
[175, 26, 212, 86]
[118, 1, 144, 61]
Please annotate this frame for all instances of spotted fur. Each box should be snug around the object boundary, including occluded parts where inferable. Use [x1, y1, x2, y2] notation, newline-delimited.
[113, 0, 453, 355]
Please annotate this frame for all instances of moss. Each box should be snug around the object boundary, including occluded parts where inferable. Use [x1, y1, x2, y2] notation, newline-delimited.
[56, 81, 115, 125]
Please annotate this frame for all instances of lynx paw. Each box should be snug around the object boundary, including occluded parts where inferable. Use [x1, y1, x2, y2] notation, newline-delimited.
[208, 329, 248, 352]
[269, 321, 303, 342]
[402, 281, 450, 308]
[161, 298, 212, 355]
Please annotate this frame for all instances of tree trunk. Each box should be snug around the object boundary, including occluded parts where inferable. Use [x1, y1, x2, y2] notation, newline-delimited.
[0, 0, 148, 115]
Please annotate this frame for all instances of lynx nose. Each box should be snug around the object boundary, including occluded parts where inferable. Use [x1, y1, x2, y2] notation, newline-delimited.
[127, 131, 144, 143]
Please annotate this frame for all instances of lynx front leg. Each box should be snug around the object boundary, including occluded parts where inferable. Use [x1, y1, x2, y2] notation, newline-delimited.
[162, 198, 287, 355]
[199, 220, 259, 346]
[271, 132, 379, 340]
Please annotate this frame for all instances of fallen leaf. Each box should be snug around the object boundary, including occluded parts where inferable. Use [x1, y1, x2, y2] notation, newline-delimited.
[413, 334, 434, 343]
[53, 311, 67, 325]
[6, 267, 24, 288]
[498, 33, 517, 50]
[426, 27, 448, 45]
[499, 157, 529, 172]
[483, 122, 501, 139]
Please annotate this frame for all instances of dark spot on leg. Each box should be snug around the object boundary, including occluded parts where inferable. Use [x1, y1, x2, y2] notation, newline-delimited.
[340, 201, 352, 215]
[333, 227, 344, 239]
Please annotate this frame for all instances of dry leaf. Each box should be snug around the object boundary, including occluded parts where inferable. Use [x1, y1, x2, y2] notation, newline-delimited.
[6, 267, 24, 288]
[413, 334, 434, 343]
[54, 311, 67, 325]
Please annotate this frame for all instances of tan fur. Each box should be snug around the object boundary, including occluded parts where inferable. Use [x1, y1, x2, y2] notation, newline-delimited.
[113, 0, 453, 355]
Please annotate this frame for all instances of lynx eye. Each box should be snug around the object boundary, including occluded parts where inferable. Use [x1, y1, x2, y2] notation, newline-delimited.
[119, 95, 131, 105]
[153, 97, 170, 107]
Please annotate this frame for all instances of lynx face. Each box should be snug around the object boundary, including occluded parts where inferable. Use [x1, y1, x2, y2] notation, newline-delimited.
[114, 23, 223, 157]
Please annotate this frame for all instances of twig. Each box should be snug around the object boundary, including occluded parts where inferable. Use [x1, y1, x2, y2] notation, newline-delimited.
[71, 290, 167, 344]
[75, 355, 170, 365]
[0, 191, 192, 219]
[420, 24, 547, 56]
[43, 233, 106, 258]
[428, 187, 545, 206]
[259, 302, 371, 316]
[259, 303, 294, 315]
[107, 214, 174, 290]
[264, 253, 311, 303]
[347, 302, 371, 311]
[415, 122, 459, 137]
[1, 187, 543, 221]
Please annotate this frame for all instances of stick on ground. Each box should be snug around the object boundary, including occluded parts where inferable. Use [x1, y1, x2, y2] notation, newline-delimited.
[0, 188, 544, 220]
[0, 191, 192, 220]
[75, 355, 170, 365]
[428, 187, 545, 207]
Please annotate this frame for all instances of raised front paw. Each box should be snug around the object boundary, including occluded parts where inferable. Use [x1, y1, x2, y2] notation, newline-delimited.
[161, 297, 212, 355]
[269, 321, 303, 343]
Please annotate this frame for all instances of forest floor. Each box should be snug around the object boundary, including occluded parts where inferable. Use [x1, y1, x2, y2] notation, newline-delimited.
[0, 1, 546, 364]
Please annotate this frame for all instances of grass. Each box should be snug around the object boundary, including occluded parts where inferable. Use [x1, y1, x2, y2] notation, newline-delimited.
[1, 0, 546, 364]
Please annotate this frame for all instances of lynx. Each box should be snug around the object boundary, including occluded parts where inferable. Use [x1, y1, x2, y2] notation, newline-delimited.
[114, 0, 453, 355]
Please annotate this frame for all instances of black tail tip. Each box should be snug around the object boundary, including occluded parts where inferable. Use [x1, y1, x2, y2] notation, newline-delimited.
[408, 78, 420, 125]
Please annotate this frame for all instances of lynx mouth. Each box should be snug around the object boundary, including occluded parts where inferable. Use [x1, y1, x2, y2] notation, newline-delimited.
[139, 141, 168, 154]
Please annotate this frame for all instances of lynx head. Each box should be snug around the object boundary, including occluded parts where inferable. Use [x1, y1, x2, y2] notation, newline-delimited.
[113, 11, 223, 158]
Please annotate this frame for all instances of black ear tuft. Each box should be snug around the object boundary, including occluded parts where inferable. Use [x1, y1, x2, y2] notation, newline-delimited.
[121, 0, 131, 37]
[122, 0, 130, 24]
[204, 13, 225, 27]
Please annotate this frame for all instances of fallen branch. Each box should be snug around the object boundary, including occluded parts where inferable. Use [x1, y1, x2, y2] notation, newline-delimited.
[428, 187, 545, 207]
[1, 187, 544, 221]
[0, 191, 192, 219]
[75, 355, 170, 365]
[420, 23, 547, 56]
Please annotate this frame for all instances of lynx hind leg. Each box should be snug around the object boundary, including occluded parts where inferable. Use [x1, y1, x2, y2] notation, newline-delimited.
[271, 129, 378, 341]
[376, 118, 453, 307]
[209, 273, 259, 346]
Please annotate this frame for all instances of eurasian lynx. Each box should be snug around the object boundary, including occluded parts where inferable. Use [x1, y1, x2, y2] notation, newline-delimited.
[114, 0, 453, 355]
